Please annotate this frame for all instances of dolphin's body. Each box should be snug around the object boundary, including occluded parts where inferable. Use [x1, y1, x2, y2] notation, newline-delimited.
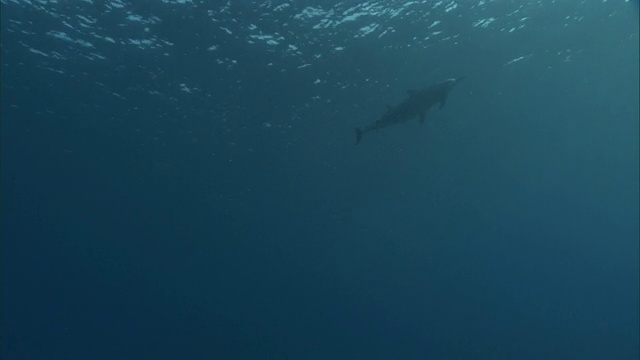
[356, 76, 465, 144]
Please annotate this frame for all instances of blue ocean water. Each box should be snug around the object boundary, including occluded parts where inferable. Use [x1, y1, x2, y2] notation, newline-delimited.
[1, 0, 638, 359]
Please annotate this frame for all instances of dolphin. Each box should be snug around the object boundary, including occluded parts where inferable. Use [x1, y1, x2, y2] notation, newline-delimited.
[355, 76, 465, 144]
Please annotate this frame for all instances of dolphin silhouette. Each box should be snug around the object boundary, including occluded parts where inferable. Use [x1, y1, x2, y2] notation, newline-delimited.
[356, 76, 465, 144]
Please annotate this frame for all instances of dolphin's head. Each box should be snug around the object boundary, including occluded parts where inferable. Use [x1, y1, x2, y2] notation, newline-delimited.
[443, 76, 466, 92]
[449, 76, 466, 86]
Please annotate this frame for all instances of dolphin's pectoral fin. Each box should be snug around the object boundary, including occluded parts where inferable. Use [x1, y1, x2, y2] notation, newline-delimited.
[419, 111, 426, 126]
[407, 89, 418, 98]
[355, 127, 364, 145]
[439, 96, 447, 109]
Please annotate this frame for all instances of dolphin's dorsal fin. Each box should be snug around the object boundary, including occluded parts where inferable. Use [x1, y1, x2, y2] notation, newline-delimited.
[407, 89, 418, 97]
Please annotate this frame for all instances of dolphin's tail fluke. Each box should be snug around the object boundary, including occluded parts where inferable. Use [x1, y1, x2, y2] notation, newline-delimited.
[355, 127, 364, 145]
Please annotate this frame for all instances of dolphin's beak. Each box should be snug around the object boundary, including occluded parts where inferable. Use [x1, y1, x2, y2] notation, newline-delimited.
[455, 76, 466, 84]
